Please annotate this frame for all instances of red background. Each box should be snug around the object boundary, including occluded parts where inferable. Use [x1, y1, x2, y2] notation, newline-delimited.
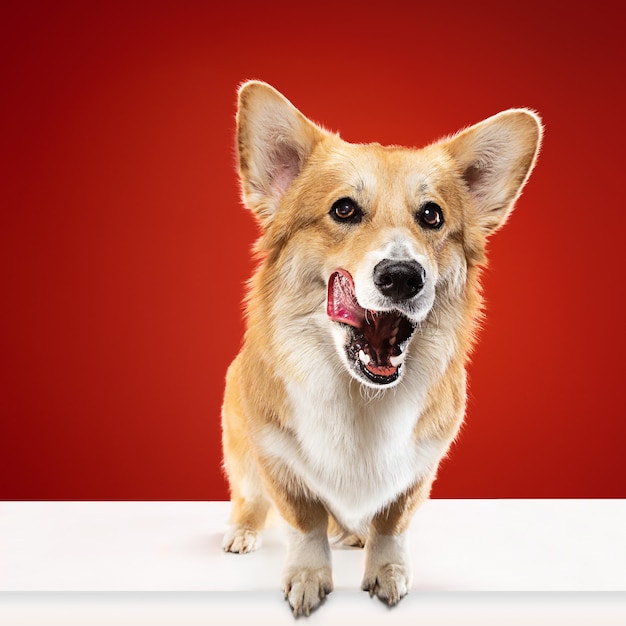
[1, 1, 624, 500]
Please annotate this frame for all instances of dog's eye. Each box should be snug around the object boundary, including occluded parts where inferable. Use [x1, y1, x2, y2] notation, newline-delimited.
[330, 198, 362, 223]
[417, 202, 444, 230]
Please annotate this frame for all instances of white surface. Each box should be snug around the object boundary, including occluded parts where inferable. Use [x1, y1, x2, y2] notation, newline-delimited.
[1, 500, 625, 592]
[1, 592, 626, 626]
[1, 500, 625, 624]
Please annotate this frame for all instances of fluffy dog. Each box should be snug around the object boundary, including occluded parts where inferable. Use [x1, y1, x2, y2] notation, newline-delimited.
[221, 81, 542, 615]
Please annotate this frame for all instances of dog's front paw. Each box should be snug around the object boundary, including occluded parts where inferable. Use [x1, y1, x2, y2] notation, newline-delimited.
[361, 562, 410, 606]
[283, 567, 333, 617]
[221, 525, 261, 554]
[362, 531, 411, 606]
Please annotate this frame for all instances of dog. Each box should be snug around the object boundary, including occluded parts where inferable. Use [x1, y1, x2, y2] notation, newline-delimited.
[221, 80, 542, 615]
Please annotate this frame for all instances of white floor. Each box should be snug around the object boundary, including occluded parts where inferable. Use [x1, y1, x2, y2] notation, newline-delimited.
[1, 500, 625, 624]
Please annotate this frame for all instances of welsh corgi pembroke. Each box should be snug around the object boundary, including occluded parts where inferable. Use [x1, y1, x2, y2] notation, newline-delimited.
[221, 81, 542, 615]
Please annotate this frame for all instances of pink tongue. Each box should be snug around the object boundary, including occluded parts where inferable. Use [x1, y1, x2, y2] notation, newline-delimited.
[327, 269, 406, 379]
[366, 363, 397, 377]
[326, 270, 368, 328]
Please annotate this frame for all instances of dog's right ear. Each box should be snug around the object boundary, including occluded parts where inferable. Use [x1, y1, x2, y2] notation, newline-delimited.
[236, 81, 327, 228]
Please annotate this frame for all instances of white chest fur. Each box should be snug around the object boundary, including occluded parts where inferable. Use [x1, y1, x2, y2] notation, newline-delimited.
[259, 367, 446, 533]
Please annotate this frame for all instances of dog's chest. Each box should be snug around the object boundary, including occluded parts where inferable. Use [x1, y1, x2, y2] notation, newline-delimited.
[266, 380, 444, 531]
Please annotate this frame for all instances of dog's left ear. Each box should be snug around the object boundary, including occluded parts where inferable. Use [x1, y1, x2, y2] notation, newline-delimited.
[443, 109, 543, 234]
[236, 81, 328, 228]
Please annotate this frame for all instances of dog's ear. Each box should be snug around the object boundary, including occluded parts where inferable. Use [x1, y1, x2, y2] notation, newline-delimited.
[236, 81, 327, 228]
[443, 109, 543, 234]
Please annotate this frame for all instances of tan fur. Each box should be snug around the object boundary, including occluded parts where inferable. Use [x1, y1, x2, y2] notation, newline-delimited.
[221, 81, 542, 615]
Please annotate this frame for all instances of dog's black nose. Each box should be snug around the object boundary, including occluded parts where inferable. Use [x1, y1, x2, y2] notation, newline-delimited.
[373, 259, 426, 301]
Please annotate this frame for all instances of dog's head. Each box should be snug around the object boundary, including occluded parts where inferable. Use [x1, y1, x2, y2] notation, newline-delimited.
[235, 81, 542, 389]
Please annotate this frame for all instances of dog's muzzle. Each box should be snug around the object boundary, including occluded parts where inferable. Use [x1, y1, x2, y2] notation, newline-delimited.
[327, 269, 419, 387]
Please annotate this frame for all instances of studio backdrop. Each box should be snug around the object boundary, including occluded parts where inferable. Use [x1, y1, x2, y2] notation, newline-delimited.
[1, 0, 624, 499]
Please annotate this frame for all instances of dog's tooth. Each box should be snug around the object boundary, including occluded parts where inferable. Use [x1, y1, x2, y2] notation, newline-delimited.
[358, 349, 371, 365]
[389, 336, 396, 346]
[389, 353, 405, 367]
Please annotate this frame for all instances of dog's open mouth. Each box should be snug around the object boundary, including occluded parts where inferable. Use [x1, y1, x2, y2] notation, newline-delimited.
[327, 270, 416, 385]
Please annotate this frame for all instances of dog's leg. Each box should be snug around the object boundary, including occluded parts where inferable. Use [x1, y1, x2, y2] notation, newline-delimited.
[279, 498, 333, 616]
[361, 529, 412, 605]
[221, 471, 270, 554]
[221, 357, 271, 554]
[361, 479, 432, 605]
